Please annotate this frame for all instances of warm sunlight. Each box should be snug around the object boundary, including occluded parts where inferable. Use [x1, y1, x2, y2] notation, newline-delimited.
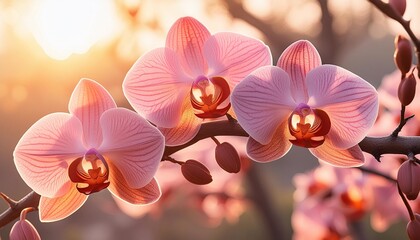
[30, 0, 115, 60]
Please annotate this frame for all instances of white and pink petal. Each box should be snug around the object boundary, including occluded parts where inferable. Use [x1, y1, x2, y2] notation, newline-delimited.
[309, 139, 365, 167]
[99, 108, 164, 189]
[68, 79, 117, 148]
[123, 48, 191, 128]
[247, 121, 292, 162]
[158, 105, 202, 146]
[39, 185, 88, 222]
[108, 164, 161, 205]
[204, 32, 272, 87]
[306, 65, 378, 149]
[13, 113, 85, 198]
[231, 66, 295, 144]
[165, 17, 210, 77]
[277, 40, 321, 103]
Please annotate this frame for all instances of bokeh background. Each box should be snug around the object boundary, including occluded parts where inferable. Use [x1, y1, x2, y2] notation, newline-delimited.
[1, 0, 419, 239]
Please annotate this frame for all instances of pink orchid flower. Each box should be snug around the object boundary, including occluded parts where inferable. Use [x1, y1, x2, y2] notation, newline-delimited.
[13, 79, 165, 222]
[123, 16, 272, 146]
[231, 40, 379, 167]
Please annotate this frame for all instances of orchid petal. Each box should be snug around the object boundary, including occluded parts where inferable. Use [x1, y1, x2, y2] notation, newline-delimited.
[158, 100, 202, 146]
[39, 185, 88, 222]
[13, 113, 85, 198]
[309, 139, 364, 167]
[108, 164, 161, 205]
[99, 108, 164, 189]
[277, 40, 321, 103]
[247, 121, 292, 162]
[205, 32, 272, 87]
[307, 65, 378, 149]
[123, 48, 191, 128]
[166, 16, 210, 76]
[69, 79, 117, 148]
[231, 66, 295, 144]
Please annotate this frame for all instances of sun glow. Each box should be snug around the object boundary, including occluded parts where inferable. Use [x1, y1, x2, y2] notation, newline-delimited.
[30, 0, 115, 60]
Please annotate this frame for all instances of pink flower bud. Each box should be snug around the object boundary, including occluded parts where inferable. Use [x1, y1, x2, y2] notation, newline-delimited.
[215, 142, 241, 173]
[398, 74, 417, 106]
[407, 214, 420, 240]
[181, 160, 213, 185]
[9, 208, 41, 240]
[389, 0, 406, 16]
[397, 160, 420, 200]
[394, 35, 413, 76]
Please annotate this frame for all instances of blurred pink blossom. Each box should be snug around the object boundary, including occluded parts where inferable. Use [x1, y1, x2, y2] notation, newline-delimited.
[292, 165, 369, 239]
[114, 136, 249, 226]
[123, 16, 272, 146]
[14, 79, 164, 222]
[231, 40, 378, 167]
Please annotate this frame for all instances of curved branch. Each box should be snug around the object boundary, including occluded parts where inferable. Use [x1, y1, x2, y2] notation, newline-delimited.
[0, 191, 40, 228]
[367, 0, 420, 78]
[3, 120, 420, 228]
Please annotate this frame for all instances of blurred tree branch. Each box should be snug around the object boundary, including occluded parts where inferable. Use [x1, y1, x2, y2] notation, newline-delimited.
[367, 0, 420, 78]
[223, 0, 375, 63]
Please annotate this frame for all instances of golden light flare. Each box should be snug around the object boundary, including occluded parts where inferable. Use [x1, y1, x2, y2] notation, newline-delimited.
[29, 0, 118, 60]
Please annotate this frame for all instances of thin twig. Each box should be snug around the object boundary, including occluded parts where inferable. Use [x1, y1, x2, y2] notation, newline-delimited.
[357, 166, 396, 182]
[397, 183, 415, 221]
[391, 106, 415, 137]
[367, 0, 420, 78]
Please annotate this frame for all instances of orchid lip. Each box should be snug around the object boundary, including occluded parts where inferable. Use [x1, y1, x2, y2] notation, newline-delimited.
[68, 148, 110, 195]
[190, 76, 231, 118]
[288, 104, 331, 148]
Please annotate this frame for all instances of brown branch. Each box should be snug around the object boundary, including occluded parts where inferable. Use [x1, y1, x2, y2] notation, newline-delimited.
[367, 0, 420, 78]
[4, 120, 420, 228]
[0, 191, 40, 228]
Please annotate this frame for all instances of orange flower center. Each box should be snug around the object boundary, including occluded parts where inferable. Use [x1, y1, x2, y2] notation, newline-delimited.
[288, 103, 331, 148]
[339, 186, 366, 220]
[68, 148, 110, 195]
[190, 76, 231, 118]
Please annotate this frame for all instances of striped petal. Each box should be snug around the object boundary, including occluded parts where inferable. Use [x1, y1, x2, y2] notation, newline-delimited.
[247, 121, 292, 162]
[123, 48, 191, 128]
[39, 185, 88, 222]
[231, 66, 295, 144]
[307, 65, 378, 149]
[68, 79, 117, 148]
[277, 40, 321, 103]
[166, 17, 210, 77]
[108, 163, 161, 205]
[99, 108, 164, 189]
[158, 99, 202, 146]
[205, 32, 272, 87]
[309, 139, 364, 167]
[13, 113, 85, 198]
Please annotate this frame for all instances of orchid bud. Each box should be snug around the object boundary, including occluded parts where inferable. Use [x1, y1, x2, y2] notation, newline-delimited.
[407, 214, 420, 240]
[398, 74, 417, 106]
[389, 0, 406, 16]
[9, 208, 41, 240]
[215, 142, 241, 173]
[397, 160, 420, 200]
[394, 35, 413, 76]
[181, 160, 212, 185]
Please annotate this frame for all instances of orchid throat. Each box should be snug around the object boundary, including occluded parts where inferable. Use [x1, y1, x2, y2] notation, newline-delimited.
[190, 76, 231, 118]
[288, 103, 331, 148]
[68, 148, 110, 195]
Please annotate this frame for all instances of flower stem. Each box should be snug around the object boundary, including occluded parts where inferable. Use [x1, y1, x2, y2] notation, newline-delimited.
[210, 136, 221, 145]
[397, 183, 415, 221]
